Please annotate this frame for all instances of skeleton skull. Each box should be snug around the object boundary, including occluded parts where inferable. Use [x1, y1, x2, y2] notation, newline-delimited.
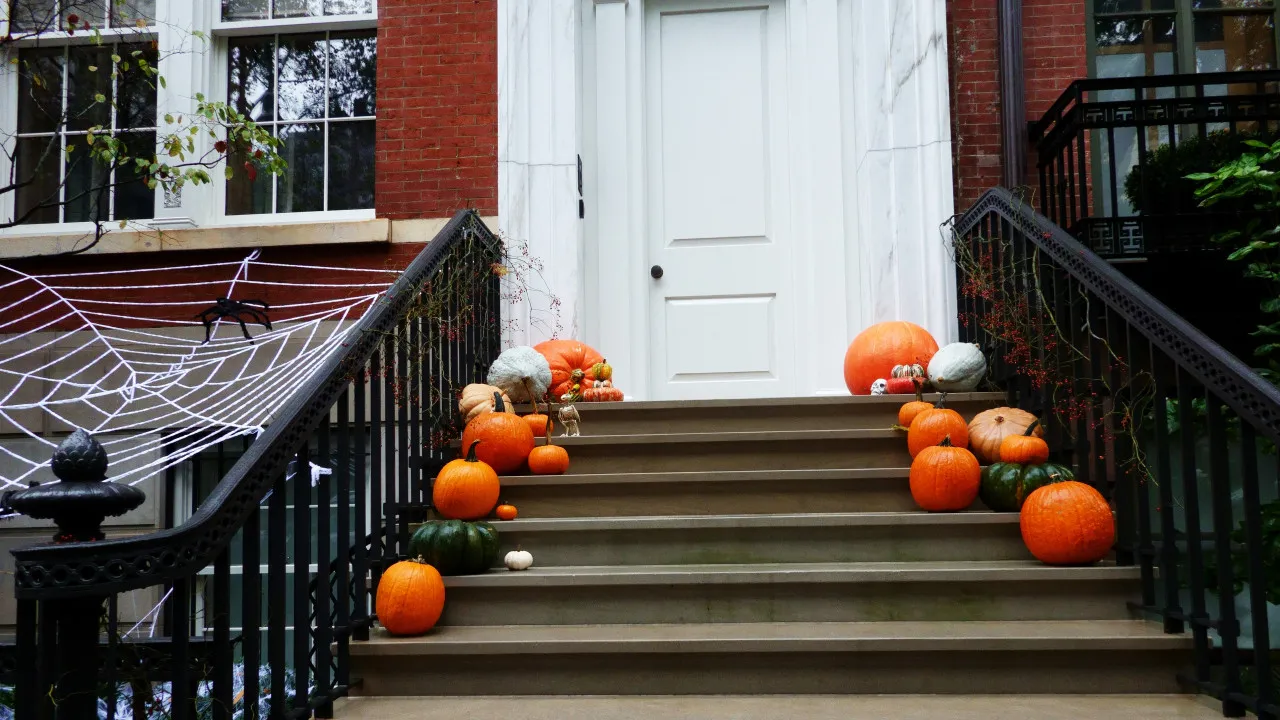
[870, 378, 888, 395]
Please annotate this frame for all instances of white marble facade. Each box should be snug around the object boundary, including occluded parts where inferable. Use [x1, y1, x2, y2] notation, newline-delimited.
[497, 0, 957, 399]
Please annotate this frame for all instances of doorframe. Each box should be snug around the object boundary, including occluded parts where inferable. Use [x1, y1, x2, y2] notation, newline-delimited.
[580, 0, 822, 401]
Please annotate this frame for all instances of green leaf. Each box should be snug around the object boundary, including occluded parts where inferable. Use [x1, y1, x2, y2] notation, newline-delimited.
[88, 65, 98, 72]
[111, 54, 121, 64]
[94, 93, 106, 103]
[158, 75, 167, 89]
[225, 166, 235, 180]
[119, 219, 127, 229]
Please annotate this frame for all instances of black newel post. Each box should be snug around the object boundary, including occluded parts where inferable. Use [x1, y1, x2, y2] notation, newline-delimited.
[7, 430, 146, 720]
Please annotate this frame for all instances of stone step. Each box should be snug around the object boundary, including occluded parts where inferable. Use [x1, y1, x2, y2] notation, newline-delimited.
[332, 694, 1222, 720]
[496, 468, 924, 516]
[544, 429, 910, 474]
[484, 512, 1030, 566]
[348, 620, 1190, 696]
[437, 560, 1141, 626]
[521, 392, 1005, 434]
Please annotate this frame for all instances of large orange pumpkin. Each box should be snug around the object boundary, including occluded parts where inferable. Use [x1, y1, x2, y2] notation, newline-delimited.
[907, 398, 969, 458]
[534, 340, 606, 398]
[909, 438, 981, 512]
[1020, 481, 1115, 565]
[433, 440, 502, 519]
[843, 321, 939, 395]
[460, 393, 536, 474]
[375, 558, 446, 636]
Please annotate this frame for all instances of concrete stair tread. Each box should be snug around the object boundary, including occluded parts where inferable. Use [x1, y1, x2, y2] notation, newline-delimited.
[356, 620, 1189, 654]
[499, 467, 910, 486]
[444, 560, 1136, 587]
[491, 510, 1020, 532]
[332, 694, 1223, 720]
[457, 428, 902, 448]
[517, 392, 1005, 412]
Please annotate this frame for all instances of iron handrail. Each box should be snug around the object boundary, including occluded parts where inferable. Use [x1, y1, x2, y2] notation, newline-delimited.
[954, 187, 1280, 446]
[9, 209, 498, 600]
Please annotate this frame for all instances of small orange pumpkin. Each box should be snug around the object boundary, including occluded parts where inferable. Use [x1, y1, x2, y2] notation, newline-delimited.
[433, 440, 502, 520]
[460, 392, 536, 474]
[909, 437, 981, 512]
[495, 503, 518, 521]
[528, 416, 570, 475]
[523, 413, 554, 437]
[375, 558, 446, 636]
[1020, 481, 1115, 565]
[999, 420, 1050, 464]
[897, 380, 933, 428]
[906, 395, 969, 458]
[582, 383, 624, 402]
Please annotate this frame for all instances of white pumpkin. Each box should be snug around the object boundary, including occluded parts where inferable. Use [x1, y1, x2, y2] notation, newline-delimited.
[487, 346, 552, 402]
[504, 548, 534, 571]
[927, 342, 987, 392]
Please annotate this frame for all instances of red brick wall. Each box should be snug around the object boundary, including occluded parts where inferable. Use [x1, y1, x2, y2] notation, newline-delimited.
[947, 0, 1087, 211]
[375, 0, 499, 220]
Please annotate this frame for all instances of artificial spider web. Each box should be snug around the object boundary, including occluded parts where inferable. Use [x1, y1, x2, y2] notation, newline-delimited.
[0, 250, 399, 491]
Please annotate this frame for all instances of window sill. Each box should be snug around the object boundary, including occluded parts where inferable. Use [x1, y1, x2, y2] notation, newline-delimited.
[0, 215, 498, 259]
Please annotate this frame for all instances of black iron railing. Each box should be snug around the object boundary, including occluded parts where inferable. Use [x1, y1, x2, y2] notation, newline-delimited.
[7, 209, 503, 719]
[1032, 70, 1280, 258]
[953, 187, 1280, 718]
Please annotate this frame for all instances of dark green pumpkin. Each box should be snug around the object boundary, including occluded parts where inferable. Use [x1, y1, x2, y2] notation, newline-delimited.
[979, 462, 1076, 512]
[407, 519, 500, 576]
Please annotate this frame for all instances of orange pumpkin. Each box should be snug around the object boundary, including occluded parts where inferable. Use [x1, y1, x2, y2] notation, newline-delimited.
[582, 384, 624, 402]
[523, 413, 554, 437]
[1020, 481, 1115, 565]
[528, 419, 570, 474]
[999, 420, 1050, 464]
[843, 321, 939, 396]
[375, 558, 446, 636]
[968, 407, 1042, 464]
[897, 381, 933, 428]
[909, 438, 981, 512]
[460, 393, 536, 474]
[535, 340, 606, 398]
[495, 503, 518, 521]
[433, 440, 502, 520]
[907, 396, 969, 458]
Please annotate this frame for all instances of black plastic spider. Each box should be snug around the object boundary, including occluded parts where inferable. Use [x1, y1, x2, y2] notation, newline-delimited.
[195, 297, 272, 344]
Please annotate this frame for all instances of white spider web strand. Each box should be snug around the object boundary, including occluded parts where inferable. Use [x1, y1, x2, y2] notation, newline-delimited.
[0, 252, 398, 491]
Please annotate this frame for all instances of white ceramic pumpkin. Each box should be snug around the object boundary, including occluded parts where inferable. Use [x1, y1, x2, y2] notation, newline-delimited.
[504, 548, 534, 571]
[927, 342, 987, 392]
[459, 383, 513, 424]
[487, 346, 552, 402]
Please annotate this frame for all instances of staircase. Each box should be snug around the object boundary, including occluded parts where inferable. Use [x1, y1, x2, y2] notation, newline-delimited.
[345, 394, 1194, 703]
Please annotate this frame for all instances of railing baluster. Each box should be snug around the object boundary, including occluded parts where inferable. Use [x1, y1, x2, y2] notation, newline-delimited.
[408, 315, 422, 514]
[1207, 395, 1244, 716]
[355, 362, 371, 640]
[292, 444, 312, 715]
[170, 577, 192, 720]
[315, 421, 334, 717]
[16, 598, 37, 720]
[1178, 369, 1213, 687]
[267, 473, 287, 720]
[336, 389, 353, 687]
[369, 346, 385, 600]
[1240, 424, 1275, 717]
[212, 546, 233, 720]
[1152, 345, 1184, 634]
[384, 333, 397, 564]
[242, 494, 262, 720]
[397, 321, 411, 554]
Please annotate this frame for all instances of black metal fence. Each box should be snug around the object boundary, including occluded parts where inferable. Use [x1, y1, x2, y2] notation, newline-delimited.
[6, 210, 503, 719]
[954, 188, 1280, 719]
[1032, 70, 1280, 258]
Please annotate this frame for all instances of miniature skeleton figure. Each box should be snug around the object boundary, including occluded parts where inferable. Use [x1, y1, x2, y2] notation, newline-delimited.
[558, 403, 581, 437]
[870, 378, 888, 395]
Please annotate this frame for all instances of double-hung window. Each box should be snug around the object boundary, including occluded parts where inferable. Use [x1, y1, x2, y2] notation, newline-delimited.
[1089, 1, 1280, 79]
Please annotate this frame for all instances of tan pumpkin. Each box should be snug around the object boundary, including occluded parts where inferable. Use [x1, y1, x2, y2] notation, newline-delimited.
[968, 407, 1042, 464]
[459, 383, 513, 424]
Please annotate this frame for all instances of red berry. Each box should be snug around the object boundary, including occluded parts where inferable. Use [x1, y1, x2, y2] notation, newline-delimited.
[67, 13, 79, 24]
[214, 140, 228, 153]
[245, 164, 257, 182]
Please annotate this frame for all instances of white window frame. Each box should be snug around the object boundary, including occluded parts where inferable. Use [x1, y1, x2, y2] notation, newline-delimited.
[0, 0, 378, 238]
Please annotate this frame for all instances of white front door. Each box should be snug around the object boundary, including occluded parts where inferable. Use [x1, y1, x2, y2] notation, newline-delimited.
[643, 0, 795, 400]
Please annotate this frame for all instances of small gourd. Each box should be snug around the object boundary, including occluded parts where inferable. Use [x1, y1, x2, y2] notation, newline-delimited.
[495, 503, 518, 521]
[928, 342, 987, 392]
[505, 547, 534, 571]
[885, 364, 925, 395]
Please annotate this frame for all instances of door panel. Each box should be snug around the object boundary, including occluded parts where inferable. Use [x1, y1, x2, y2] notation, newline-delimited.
[645, 0, 794, 400]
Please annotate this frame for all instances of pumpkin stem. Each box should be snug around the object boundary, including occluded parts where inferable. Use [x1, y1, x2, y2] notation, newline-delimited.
[464, 439, 482, 462]
[938, 436, 954, 448]
[492, 391, 506, 413]
[912, 377, 924, 403]
[935, 392, 948, 409]
[544, 413, 555, 447]
[1024, 419, 1041, 437]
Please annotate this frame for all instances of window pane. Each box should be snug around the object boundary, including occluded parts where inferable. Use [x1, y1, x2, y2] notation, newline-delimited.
[17, 48, 64, 134]
[328, 121, 374, 210]
[1195, 0, 1274, 8]
[66, 46, 113, 132]
[273, 0, 322, 17]
[1195, 13, 1277, 71]
[14, 136, 62, 225]
[114, 131, 156, 220]
[229, 37, 276, 123]
[1095, 0, 1175, 12]
[226, 145, 274, 215]
[222, 0, 269, 20]
[277, 35, 326, 121]
[9, 0, 56, 32]
[278, 124, 325, 212]
[1095, 15, 1179, 75]
[325, 0, 373, 13]
[110, 0, 156, 27]
[117, 43, 159, 130]
[329, 32, 376, 118]
[64, 145, 110, 223]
